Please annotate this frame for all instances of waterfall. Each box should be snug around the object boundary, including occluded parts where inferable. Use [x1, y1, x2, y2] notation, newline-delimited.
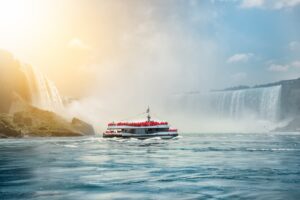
[171, 85, 282, 122]
[211, 86, 282, 121]
[21, 64, 64, 112]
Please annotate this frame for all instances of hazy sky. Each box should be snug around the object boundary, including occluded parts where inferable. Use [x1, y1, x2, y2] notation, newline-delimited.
[0, 0, 299, 97]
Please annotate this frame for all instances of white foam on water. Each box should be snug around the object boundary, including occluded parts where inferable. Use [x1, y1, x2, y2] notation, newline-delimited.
[63, 144, 78, 148]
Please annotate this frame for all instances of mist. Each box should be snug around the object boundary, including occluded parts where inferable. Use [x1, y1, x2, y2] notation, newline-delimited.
[54, 1, 291, 133]
[58, 1, 221, 132]
[3, 0, 297, 133]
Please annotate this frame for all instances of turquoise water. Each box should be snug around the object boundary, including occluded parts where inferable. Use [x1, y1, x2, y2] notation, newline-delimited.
[0, 133, 300, 200]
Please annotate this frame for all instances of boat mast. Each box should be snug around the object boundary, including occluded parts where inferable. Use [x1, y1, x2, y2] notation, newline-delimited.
[146, 107, 151, 122]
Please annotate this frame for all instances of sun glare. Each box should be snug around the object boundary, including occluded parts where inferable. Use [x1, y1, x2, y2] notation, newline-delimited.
[0, 0, 51, 56]
[0, 0, 34, 31]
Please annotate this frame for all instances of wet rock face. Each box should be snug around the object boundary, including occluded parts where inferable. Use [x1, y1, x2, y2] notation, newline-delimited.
[280, 79, 300, 119]
[0, 50, 31, 113]
[0, 100, 95, 138]
[0, 114, 22, 138]
[71, 118, 95, 136]
[12, 106, 83, 137]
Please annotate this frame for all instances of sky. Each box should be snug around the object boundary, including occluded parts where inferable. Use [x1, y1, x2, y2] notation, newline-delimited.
[0, 0, 300, 129]
[0, 0, 299, 95]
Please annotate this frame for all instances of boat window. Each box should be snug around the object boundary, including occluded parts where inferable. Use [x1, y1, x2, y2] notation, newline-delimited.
[123, 129, 135, 134]
[146, 128, 169, 133]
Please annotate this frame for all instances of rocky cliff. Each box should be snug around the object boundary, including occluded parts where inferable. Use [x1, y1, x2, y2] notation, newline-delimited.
[0, 100, 95, 138]
[278, 78, 300, 120]
[0, 50, 96, 137]
[0, 114, 22, 138]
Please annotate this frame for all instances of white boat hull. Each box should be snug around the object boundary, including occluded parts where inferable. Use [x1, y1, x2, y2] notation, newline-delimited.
[103, 132, 178, 139]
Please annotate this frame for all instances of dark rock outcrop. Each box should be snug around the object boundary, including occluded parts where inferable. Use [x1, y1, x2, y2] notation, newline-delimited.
[0, 97, 95, 137]
[279, 78, 300, 119]
[0, 114, 22, 138]
[71, 118, 95, 136]
[12, 106, 83, 137]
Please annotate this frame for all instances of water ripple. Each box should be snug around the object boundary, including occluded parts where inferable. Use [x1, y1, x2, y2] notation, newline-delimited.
[0, 133, 300, 200]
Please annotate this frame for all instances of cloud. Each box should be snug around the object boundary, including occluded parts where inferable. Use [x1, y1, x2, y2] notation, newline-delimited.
[273, 0, 300, 9]
[240, 0, 300, 9]
[240, 0, 264, 8]
[292, 61, 300, 68]
[268, 64, 289, 72]
[267, 60, 300, 72]
[68, 38, 90, 50]
[289, 41, 300, 51]
[231, 72, 247, 82]
[227, 53, 253, 63]
[268, 60, 300, 72]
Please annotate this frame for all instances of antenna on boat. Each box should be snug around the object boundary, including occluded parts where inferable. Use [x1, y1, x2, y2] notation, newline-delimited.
[146, 106, 151, 122]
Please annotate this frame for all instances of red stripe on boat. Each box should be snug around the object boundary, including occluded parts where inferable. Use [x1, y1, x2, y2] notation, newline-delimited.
[107, 121, 168, 127]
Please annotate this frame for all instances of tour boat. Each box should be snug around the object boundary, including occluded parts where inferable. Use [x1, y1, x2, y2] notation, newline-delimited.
[103, 108, 178, 139]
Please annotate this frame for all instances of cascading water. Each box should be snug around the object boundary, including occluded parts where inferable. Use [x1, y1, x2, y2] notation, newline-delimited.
[171, 85, 282, 122]
[211, 86, 282, 121]
[21, 64, 64, 112]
